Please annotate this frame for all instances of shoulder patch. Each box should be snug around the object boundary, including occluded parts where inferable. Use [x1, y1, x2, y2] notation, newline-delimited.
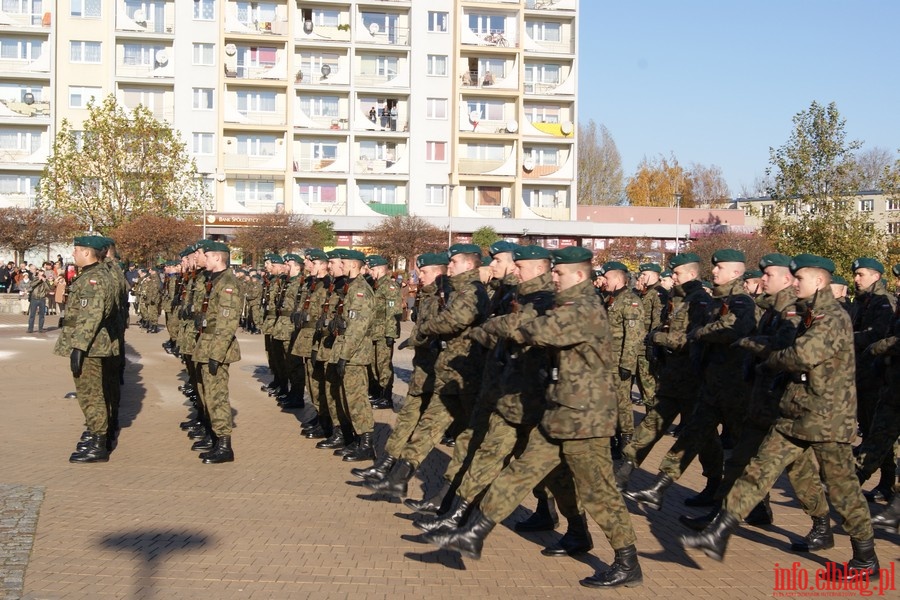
[357, 292, 365, 297]
[88, 279, 98, 285]
[224, 288, 234, 294]
[631, 302, 640, 307]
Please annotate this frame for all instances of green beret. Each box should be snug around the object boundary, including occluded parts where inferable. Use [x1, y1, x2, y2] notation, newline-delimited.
[550, 246, 594, 265]
[164, 260, 180, 266]
[417, 252, 449, 268]
[790, 253, 835, 274]
[194, 239, 217, 251]
[205, 241, 230, 253]
[489, 240, 517, 257]
[742, 270, 763, 281]
[179, 246, 195, 258]
[669, 253, 700, 268]
[892, 264, 900, 277]
[711, 249, 746, 264]
[305, 248, 328, 262]
[99, 236, 115, 249]
[702, 280, 713, 289]
[831, 274, 849, 286]
[366, 255, 389, 268]
[282, 253, 302, 263]
[639, 263, 661, 273]
[73, 235, 108, 250]
[599, 261, 628, 275]
[592, 269, 603, 279]
[851, 257, 884, 274]
[513, 245, 551, 261]
[758, 253, 792, 270]
[660, 269, 673, 278]
[330, 248, 350, 259]
[481, 255, 493, 267]
[448, 243, 482, 258]
[267, 254, 285, 264]
[343, 249, 366, 262]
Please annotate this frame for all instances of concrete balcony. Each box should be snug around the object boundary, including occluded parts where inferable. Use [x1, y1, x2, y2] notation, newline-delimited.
[223, 153, 285, 171]
[0, 100, 50, 124]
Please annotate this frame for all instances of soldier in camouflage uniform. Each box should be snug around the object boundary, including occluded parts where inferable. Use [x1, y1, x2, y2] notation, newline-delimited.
[190, 241, 241, 464]
[245, 273, 263, 334]
[162, 261, 182, 352]
[98, 238, 128, 444]
[849, 257, 897, 502]
[682, 254, 881, 584]
[366, 255, 402, 409]
[635, 263, 668, 410]
[626, 249, 757, 511]
[260, 255, 289, 397]
[181, 244, 212, 446]
[830, 274, 851, 313]
[56, 236, 120, 463]
[271, 254, 306, 409]
[425, 246, 643, 590]
[365, 244, 489, 497]
[140, 267, 162, 333]
[597, 261, 644, 448]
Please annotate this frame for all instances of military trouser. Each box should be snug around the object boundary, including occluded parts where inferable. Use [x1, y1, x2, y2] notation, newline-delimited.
[856, 383, 900, 488]
[636, 356, 658, 409]
[725, 429, 874, 541]
[372, 338, 394, 389]
[341, 364, 374, 435]
[458, 412, 533, 501]
[304, 358, 328, 427]
[197, 361, 233, 436]
[624, 393, 697, 467]
[75, 356, 109, 435]
[716, 422, 828, 517]
[399, 389, 474, 469]
[443, 393, 494, 487]
[481, 429, 638, 550]
[325, 363, 352, 437]
[385, 391, 430, 458]
[165, 310, 179, 340]
[269, 336, 288, 393]
[614, 373, 635, 437]
[283, 339, 305, 400]
[101, 354, 122, 437]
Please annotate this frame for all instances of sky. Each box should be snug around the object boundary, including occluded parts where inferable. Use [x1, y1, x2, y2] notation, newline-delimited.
[577, 1, 900, 197]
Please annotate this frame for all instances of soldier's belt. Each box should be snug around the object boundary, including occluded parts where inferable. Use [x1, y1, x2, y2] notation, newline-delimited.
[200, 326, 217, 334]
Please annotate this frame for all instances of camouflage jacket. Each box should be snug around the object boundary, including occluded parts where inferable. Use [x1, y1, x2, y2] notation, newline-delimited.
[371, 274, 402, 341]
[330, 275, 374, 365]
[261, 274, 287, 334]
[651, 279, 710, 400]
[407, 282, 440, 396]
[273, 274, 304, 341]
[640, 282, 669, 335]
[290, 274, 330, 358]
[178, 269, 207, 355]
[192, 268, 242, 365]
[317, 276, 347, 363]
[603, 286, 644, 371]
[768, 287, 857, 443]
[54, 262, 119, 358]
[512, 279, 618, 440]
[476, 271, 555, 425]
[851, 280, 897, 379]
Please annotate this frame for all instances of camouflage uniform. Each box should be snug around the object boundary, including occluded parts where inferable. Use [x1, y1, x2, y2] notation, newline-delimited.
[370, 274, 402, 396]
[273, 273, 305, 402]
[321, 277, 349, 433]
[163, 271, 181, 342]
[245, 276, 263, 332]
[290, 273, 332, 428]
[636, 282, 668, 408]
[140, 272, 161, 327]
[603, 285, 644, 438]
[55, 262, 120, 436]
[178, 269, 207, 421]
[263, 274, 288, 394]
[478, 279, 637, 551]
[723, 286, 874, 544]
[102, 256, 128, 436]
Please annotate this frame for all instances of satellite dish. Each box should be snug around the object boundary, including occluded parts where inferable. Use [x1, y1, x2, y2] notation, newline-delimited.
[155, 50, 168, 65]
[523, 157, 535, 172]
[369, 22, 380, 35]
[133, 8, 146, 22]
[506, 120, 518, 133]
[469, 111, 480, 122]
[320, 64, 331, 78]
[224, 43, 237, 56]
[22, 92, 35, 105]
[560, 121, 574, 135]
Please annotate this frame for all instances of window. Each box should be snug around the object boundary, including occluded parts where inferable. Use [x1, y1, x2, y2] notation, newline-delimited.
[425, 142, 446, 162]
[859, 199, 874, 212]
[524, 188, 562, 209]
[525, 63, 561, 93]
[193, 0, 215, 21]
[0, 38, 42, 61]
[425, 184, 446, 206]
[526, 21, 562, 43]
[359, 184, 398, 205]
[192, 132, 214, 155]
[359, 140, 395, 161]
[426, 98, 448, 120]
[524, 103, 561, 124]
[310, 8, 339, 27]
[235, 180, 276, 210]
[888, 222, 900, 234]
[299, 183, 337, 204]
[192, 43, 214, 66]
[299, 95, 339, 118]
[473, 185, 502, 207]
[123, 43, 163, 66]
[428, 11, 448, 33]
[71, 0, 100, 18]
[69, 86, 100, 109]
[760, 204, 774, 217]
[0, 128, 41, 152]
[887, 198, 900, 211]
[235, 1, 276, 27]
[360, 55, 397, 77]
[468, 14, 505, 35]
[236, 135, 277, 157]
[121, 87, 165, 115]
[236, 90, 277, 113]
[192, 88, 214, 110]
[478, 57, 506, 79]
[784, 202, 797, 215]
[1, 1, 42, 21]
[426, 55, 447, 76]
[524, 146, 560, 166]
[465, 144, 505, 161]
[0, 174, 39, 197]
[70, 41, 101, 64]
[467, 100, 504, 121]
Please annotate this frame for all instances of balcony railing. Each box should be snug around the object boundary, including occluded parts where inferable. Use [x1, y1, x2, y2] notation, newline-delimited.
[0, 99, 50, 119]
[225, 17, 289, 35]
[294, 23, 351, 43]
[0, 11, 49, 28]
[223, 153, 285, 170]
[223, 109, 285, 126]
[0, 193, 38, 208]
[293, 157, 347, 172]
[459, 158, 504, 174]
[0, 58, 50, 73]
[116, 62, 174, 78]
[357, 26, 409, 46]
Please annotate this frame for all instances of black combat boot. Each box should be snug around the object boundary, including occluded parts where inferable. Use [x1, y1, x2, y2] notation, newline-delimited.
[202, 435, 234, 464]
[422, 508, 496, 559]
[179, 418, 200, 431]
[790, 515, 834, 552]
[541, 513, 594, 557]
[872, 495, 900, 533]
[315, 428, 345, 450]
[187, 424, 207, 440]
[69, 433, 110, 463]
[624, 472, 673, 511]
[335, 436, 359, 457]
[372, 384, 394, 410]
[191, 432, 216, 452]
[343, 431, 375, 462]
[579, 544, 643, 588]
[744, 494, 774, 526]
[680, 510, 740, 561]
[824, 538, 880, 583]
[679, 505, 719, 531]
[514, 496, 559, 532]
[277, 393, 304, 409]
[684, 476, 720, 507]
[304, 424, 328, 439]
[405, 480, 452, 514]
[863, 467, 895, 503]
[614, 459, 635, 492]
[351, 454, 396, 480]
[75, 429, 92, 451]
[414, 495, 470, 533]
[364, 459, 415, 497]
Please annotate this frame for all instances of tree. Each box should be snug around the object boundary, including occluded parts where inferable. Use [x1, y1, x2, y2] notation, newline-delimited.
[578, 120, 624, 205]
[471, 226, 500, 254]
[39, 95, 206, 233]
[763, 101, 886, 279]
[591, 237, 657, 272]
[231, 212, 316, 265]
[686, 163, 731, 207]
[110, 215, 200, 266]
[0, 207, 77, 264]
[362, 215, 447, 270]
[310, 219, 336, 248]
[625, 154, 695, 207]
[851, 146, 893, 190]
[686, 228, 775, 280]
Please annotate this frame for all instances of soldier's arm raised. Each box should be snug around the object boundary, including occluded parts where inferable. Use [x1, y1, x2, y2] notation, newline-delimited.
[70, 275, 110, 351]
[416, 288, 479, 336]
[692, 295, 757, 344]
[765, 314, 837, 373]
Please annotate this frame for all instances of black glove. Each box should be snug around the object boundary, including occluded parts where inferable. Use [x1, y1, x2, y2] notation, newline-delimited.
[291, 312, 303, 327]
[397, 338, 409, 350]
[310, 350, 318, 363]
[208, 359, 220, 376]
[336, 358, 347, 378]
[618, 367, 632, 381]
[385, 337, 394, 347]
[70, 348, 85, 377]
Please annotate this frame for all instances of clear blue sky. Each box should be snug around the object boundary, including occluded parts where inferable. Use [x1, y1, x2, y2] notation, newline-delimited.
[578, 1, 900, 197]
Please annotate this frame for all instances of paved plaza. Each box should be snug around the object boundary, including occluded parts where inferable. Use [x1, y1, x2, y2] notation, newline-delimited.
[0, 313, 896, 599]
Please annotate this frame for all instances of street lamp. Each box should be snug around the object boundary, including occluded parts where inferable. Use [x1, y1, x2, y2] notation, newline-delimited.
[446, 180, 456, 246]
[201, 171, 226, 238]
[674, 192, 682, 251]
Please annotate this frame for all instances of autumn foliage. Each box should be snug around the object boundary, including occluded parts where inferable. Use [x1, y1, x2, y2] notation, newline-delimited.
[110, 215, 200, 266]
